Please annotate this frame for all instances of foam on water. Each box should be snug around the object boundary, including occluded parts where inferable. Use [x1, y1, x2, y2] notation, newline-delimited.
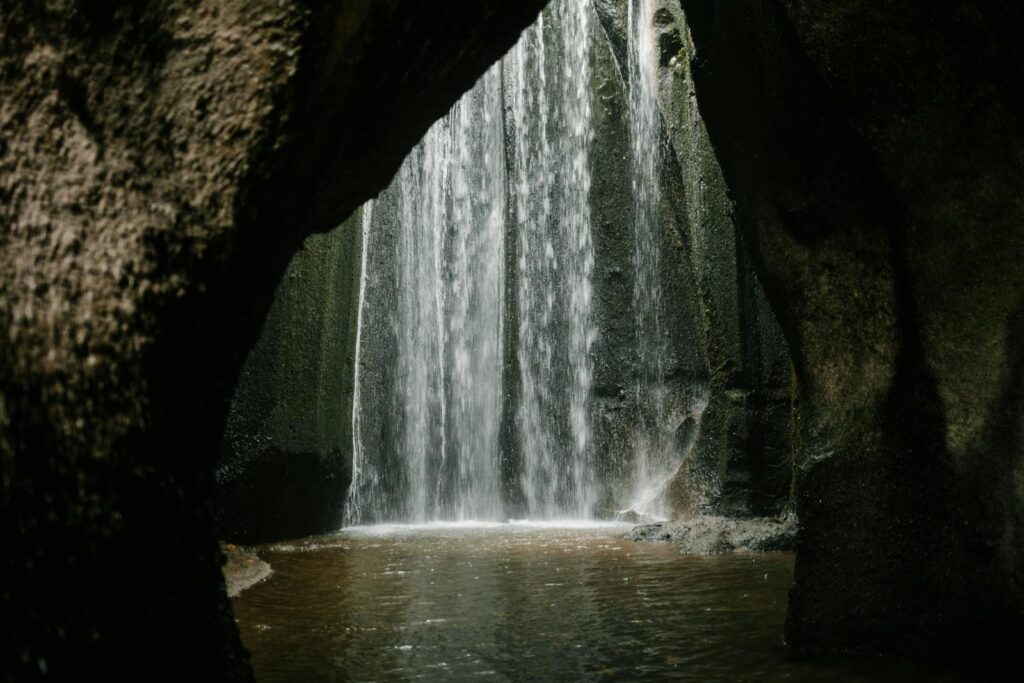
[341, 519, 629, 537]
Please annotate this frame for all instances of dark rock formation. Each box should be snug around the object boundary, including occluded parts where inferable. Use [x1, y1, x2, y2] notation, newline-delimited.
[594, 0, 794, 518]
[627, 515, 797, 553]
[679, 0, 1024, 664]
[217, 213, 363, 544]
[587, 2, 712, 517]
[0, 0, 546, 678]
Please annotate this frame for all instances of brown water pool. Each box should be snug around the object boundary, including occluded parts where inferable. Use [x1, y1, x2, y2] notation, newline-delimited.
[232, 522, 952, 681]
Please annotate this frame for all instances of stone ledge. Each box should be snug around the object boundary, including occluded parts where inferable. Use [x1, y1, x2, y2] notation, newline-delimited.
[222, 544, 274, 599]
[627, 515, 797, 554]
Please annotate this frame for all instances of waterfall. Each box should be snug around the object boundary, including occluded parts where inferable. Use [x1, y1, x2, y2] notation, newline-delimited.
[388, 66, 507, 524]
[505, 15, 557, 517]
[343, 202, 375, 527]
[444, 68, 507, 522]
[346, 0, 596, 525]
[626, 0, 674, 518]
[561, 0, 597, 518]
[505, 0, 595, 519]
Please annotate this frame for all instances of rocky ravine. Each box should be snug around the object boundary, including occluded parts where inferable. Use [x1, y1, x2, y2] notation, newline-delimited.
[3, 0, 1022, 676]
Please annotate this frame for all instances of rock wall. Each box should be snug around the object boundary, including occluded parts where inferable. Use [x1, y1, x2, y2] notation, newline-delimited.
[594, 0, 794, 518]
[0, 1, 547, 678]
[217, 211, 364, 544]
[678, 0, 1024, 663]
[587, 1, 711, 517]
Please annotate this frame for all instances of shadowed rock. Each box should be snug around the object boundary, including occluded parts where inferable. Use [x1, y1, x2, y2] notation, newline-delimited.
[0, 1, 545, 678]
[594, 0, 794, 518]
[222, 544, 273, 599]
[679, 0, 1024, 665]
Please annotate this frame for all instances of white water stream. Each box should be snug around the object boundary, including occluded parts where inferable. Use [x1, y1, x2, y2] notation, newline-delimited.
[346, 0, 597, 525]
[626, 0, 677, 519]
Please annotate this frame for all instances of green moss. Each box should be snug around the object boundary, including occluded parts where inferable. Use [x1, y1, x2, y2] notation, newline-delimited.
[218, 209, 364, 540]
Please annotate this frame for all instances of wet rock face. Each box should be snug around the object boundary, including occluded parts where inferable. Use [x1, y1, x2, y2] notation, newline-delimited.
[594, 0, 794, 518]
[627, 515, 796, 554]
[588, 0, 713, 517]
[680, 0, 1024, 663]
[217, 215, 363, 544]
[0, 0, 545, 678]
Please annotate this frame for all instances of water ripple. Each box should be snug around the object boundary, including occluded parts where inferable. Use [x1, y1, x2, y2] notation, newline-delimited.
[233, 525, 950, 682]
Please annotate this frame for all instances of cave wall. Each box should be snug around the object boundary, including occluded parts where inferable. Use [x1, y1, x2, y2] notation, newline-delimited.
[678, 0, 1024, 663]
[217, 210, 364, 543]
[11, 0, 1020, 671]
[0, 0, 547, 678]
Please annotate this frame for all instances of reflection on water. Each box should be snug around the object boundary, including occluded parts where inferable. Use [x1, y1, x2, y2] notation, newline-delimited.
[233, 524, 950, 681]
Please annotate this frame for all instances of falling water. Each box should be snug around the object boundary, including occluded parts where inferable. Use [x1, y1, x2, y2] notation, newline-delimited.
[505, 0, 595, 519]
[443, 69, 506, 522]
[343, 203, 375, 527]
[505, 15, 558, 517]
[390, 66, 507, 523]
[561, 0, 597, 518]
[346, 0, 596, 524]
[626, 0, 674, 518]
[392, 135, 445, 524]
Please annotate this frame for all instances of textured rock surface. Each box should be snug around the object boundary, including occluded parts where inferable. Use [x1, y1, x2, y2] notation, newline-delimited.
[0, 0, 546, 678]
[594, 0, 793, 517]
[680, 0, 1024, 663]
[627, 515, 796, 554]
[222, 544, 273, 599]
[217, 211, 363, 544]
[587, 3, 711, 516]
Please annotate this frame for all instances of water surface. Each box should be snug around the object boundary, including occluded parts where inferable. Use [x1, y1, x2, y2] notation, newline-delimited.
[233, 523, 949, 681]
